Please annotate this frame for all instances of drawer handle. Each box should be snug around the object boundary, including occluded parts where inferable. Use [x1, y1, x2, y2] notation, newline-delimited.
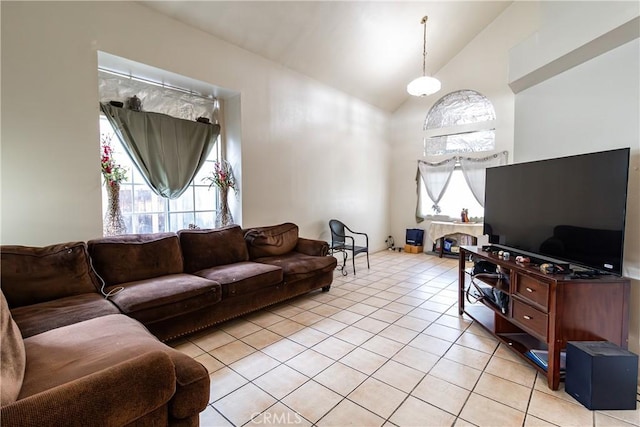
[526, 287, 534, 293]
[523, 315, 532, 320]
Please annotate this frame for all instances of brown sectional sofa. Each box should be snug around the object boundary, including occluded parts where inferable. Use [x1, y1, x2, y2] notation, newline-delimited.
[85, 223, 336, 341]
[1, 222, 336, 426]
[0, 242, 210, 426]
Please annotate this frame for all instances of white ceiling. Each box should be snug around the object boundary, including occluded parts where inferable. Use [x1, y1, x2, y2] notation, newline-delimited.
[140, 1, 512, 112]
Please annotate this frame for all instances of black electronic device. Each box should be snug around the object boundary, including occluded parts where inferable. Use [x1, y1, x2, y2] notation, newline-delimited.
[406, 228, 424, 246]
[483, 148, 630, 276]
[472, 260, 497, 275]
[565, 341, 638, 410]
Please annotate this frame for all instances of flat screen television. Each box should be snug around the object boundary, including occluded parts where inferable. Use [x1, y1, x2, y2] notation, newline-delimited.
[483, 148, 630, 276]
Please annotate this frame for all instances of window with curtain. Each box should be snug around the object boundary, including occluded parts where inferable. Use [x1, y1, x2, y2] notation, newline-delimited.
[98, 69, 223, 233]
[100, 116, 221, 233]
[417, 90, 504, 221]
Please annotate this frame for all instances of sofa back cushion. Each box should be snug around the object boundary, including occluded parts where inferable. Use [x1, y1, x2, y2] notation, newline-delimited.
[1, 290, 26, 406]
[0, 242, 100, 308]
[244, 223, 299, 259]
[178, 225, 249, 273]
[88, 233, 183, 286]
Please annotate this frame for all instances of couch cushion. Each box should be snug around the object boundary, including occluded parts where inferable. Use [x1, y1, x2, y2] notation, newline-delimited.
[88, 233, 183, 285]
[178, 225, 249, 273]
[255, 252, 337, 284]
[244, 223, 299, 259]
[1, 291, 25, 406]
[195, 262, 283, 298]
[1, 351, 175, 427]
[10, 294, 120, 339]
[1, 242, 100, 308]
[19, 314, 209, 419]
[104, 274, 221, 324]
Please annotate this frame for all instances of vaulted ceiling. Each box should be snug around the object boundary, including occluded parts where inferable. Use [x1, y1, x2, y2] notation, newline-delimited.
[140, 1, 512, 112]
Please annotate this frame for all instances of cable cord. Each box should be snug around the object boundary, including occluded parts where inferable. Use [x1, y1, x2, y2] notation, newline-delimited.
[465, 272, 505, 304]
[88, 255, 124, 299]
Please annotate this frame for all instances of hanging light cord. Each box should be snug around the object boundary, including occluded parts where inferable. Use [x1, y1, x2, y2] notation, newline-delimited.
[421, 16, 428, 77]
[407, 14, 440, 96]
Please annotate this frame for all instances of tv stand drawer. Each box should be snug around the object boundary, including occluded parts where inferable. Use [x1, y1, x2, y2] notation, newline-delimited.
[512, 299, 548, 340]
[514, 273, 549, 310]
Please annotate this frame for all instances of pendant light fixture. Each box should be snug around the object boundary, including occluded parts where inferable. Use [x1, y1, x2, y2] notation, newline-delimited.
[407, 16, 441, 97]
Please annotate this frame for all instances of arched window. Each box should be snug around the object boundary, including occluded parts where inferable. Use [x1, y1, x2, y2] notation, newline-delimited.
[418, 90, 504, 221]
[424, 89, 496, 156]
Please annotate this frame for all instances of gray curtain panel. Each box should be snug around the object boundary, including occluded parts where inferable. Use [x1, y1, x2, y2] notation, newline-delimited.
[101, 103, 220, 199]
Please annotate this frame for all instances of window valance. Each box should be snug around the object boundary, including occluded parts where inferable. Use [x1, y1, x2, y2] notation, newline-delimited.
[415, 151, 508, 222]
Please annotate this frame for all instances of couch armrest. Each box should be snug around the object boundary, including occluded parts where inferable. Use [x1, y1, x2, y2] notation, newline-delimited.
[1, 351, 176, 427]
[295, 238, 329, 257]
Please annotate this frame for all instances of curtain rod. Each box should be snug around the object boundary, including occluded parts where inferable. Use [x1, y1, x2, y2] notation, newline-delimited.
[98, 67, 217, 103]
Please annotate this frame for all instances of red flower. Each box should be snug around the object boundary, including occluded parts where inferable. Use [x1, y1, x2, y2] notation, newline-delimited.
[203, 160, 237, 195]
[100, 134, 127, 185]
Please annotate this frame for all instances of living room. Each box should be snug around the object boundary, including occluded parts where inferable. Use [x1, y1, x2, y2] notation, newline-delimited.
[1, 1, 639, 425]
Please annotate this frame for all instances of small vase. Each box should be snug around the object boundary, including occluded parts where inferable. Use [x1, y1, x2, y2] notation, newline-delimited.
[104, 182, 127, 236]
[215, 187, 234, 228]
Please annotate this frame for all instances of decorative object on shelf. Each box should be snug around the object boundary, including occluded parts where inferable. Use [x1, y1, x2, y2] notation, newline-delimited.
[461, 208, 469, 223]
[539, 263, 566, 274]
[100, 135, 128, 236]
[203, 160, 237, 228]
[126, 95, 142, 111]
[407, 16, 441, 97]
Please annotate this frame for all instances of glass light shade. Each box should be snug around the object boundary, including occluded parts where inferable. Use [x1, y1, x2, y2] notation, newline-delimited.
[407, 75, 442, 96]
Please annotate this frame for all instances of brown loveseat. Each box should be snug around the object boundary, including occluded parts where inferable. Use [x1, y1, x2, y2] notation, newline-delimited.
[1, 222, 336, 425]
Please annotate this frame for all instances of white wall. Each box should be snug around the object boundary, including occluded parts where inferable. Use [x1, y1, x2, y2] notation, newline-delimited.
[0, 2, 390, 247]
[510, 0, 640, 375]
[509, 1, 640, 89]
[514, 40, 639, 168]
[389, 2, 540, 246]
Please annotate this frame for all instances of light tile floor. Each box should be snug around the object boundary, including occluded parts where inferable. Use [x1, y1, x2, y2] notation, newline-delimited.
[168, 250, 640, 427]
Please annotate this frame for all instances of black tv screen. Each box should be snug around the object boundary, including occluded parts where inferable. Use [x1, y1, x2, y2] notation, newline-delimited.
[483, 148, 630, 275]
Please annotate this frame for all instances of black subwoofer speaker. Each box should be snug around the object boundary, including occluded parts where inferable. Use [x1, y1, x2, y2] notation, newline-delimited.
[565, 341, 638, 410]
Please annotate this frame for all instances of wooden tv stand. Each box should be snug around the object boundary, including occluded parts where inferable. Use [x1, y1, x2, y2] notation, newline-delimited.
[458, 246, 630, 390]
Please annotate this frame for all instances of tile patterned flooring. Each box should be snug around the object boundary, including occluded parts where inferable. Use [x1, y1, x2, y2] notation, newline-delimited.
[169, 250, 640, 427]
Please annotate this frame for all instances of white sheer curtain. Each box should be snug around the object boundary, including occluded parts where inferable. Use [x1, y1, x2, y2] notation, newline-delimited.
[416, 157, 457, 222]
[459, 151, 508, 206]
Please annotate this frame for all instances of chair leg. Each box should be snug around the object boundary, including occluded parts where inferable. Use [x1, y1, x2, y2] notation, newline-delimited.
[341, 251, 348, 276]
[352, 252, 356, 275]
[366, 251, 370, 269]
